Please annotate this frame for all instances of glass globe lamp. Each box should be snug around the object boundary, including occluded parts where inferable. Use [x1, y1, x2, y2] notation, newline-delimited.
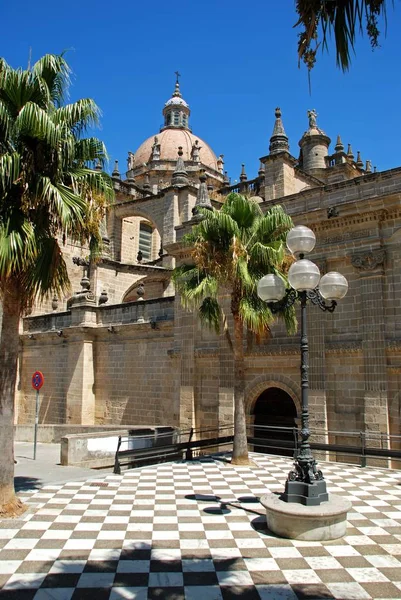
[288, 259, 320, 291]
[286, 226, 316, 256]
[257, 274, 286, 302]
[319, 272, 349, 300]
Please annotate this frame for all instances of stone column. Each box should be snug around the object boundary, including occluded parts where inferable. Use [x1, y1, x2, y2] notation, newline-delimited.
[66, 337, 96, 424]
[351, 249, 389, 459]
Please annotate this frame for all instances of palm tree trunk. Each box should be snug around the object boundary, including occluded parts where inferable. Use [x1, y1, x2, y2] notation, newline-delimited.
[0, 282, 24, 516]
[231, 312, 250, 465]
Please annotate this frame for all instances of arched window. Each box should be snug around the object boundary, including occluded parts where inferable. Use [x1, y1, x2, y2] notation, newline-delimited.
[166, 113, 172, 126]
[139, 222, 153, 260]
[173, 111, 180, 126]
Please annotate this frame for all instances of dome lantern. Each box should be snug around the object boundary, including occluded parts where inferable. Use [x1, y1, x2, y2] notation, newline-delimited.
[162, 72, 191, 131]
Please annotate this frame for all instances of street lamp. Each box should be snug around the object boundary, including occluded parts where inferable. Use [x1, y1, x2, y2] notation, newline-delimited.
[257, 225, 348, 506]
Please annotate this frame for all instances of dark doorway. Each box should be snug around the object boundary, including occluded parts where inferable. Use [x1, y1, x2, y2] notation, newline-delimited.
[252, 387, 298, 456]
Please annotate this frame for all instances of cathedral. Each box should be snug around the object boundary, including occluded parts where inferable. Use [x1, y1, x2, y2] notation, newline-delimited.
[16, 78, 401, 461]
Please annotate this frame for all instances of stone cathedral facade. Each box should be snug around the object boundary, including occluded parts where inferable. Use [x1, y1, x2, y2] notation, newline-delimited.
[16, 80, 401, 458]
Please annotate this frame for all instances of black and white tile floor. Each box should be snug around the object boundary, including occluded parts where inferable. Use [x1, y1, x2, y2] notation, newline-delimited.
[2, 453, 401, 599]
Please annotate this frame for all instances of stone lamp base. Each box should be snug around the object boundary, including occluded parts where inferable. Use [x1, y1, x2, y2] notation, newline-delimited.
[260, 493, 352, 541]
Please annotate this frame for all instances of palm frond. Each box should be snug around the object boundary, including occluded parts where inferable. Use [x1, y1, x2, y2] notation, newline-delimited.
[198, 296, 222, 333]
[21, 235, 70, 300]
[0, 216, 36, 277]
[16, 102, 60, 146]
[0, 152, 20, 195]
[33, 53, 71, 106]
[53, 99, 100, 134]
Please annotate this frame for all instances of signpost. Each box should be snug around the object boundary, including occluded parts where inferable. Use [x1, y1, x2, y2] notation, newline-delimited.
[31, 371, 44, 460]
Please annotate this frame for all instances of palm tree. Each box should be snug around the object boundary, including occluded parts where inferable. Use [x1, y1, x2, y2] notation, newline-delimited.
[295, 0, 389, 71]
[0, 54, 114, 516]
[172, 194, 296, 465]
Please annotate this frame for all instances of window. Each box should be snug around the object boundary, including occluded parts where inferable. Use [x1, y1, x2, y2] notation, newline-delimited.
[139, 222, 153, 260]
[182, 114, 187, 127]
[173, 111, 180, 126]
[166, 113, 171, 126]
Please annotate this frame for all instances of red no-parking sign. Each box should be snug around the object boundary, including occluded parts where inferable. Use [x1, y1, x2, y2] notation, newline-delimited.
[31, 371, 44, 391]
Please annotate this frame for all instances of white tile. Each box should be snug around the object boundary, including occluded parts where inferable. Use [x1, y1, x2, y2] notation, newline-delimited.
[269, 547, 302, 559]
[89, 549, 121, 561]
[152, 529, 179, 540]
[216, 570, 254, 586]
[4, 537, 38, 549]
[49, 560, 86, 573]
[326, 545, 361, 557]
[256, 585, 298, 600]
[209, 547, 242, 559]
[3, 572, 47, 589]
[42, 530, 72, 539]
[0, 560, 22, 574]
[282, 569, 322, 584]
[327, 582, 372, 599]
[235, 538, 266, 548]
[366, 554, 401, 568]
[346, 567, 390, 582]
[182, 558, 215, 572]
[117, 560, 150, 572]
[109, 588, 148, 600]
[204, 529, 233, 540]
[64, 539, 96, 550]
[244, 557, 280, 571]
[151, 548, 181, 561]
[74, 522, 103, 531]
[34, 588, 74, 600]
[305, 556, 342, 570]
[22, 521, 53, 530]
[25, 549, 62, 561]
[97, 530, 125, 540]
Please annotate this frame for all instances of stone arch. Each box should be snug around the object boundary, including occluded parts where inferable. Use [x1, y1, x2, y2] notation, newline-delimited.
[245, 373, 301, 417]
[119, 210, 161, 265]
[121, 275, 167, 304]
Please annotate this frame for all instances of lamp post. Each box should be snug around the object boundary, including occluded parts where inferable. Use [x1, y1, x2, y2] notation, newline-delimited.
[257, 225, 348, 506]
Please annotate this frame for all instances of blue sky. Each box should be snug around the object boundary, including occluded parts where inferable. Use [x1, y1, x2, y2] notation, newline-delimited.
[2, 1, 400, 181]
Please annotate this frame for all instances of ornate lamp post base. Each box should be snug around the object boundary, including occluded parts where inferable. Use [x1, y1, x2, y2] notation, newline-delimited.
[282, 479, 329, 506]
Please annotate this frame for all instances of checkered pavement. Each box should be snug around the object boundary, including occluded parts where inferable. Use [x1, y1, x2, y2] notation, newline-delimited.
[2, 453, 401, 599]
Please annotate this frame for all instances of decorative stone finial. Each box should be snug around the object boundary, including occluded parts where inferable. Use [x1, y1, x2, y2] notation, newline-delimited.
[217, 154, 224, 173]
[258, 161, 265, 178]
[269, 107, 289, 155]
[137, 283, 145, 299]
[171, 147, 189, 187]
[95, 159, 102, 171]
[51, 296, 59, 312]
[334, 135, 344, 153]
[365, 160, 372, 173]
[143, 171, 151, 191]
[112, 160, 120, 179]
[137, 250, 143, 263]
[192, 169, 213, 219]
[224, 171, 230, 185]
[98, 290, 108, 305]
[240, 164, 247, 182]
[347, 144, 354, 161]
[356, 151, 364, 168]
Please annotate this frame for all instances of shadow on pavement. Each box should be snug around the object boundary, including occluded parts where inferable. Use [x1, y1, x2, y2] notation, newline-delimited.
[14, 476, 43, 492]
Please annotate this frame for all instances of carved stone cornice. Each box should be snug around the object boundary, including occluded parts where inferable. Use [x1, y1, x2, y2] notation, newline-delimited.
[351, 248, 386, 272]
[326, 341, 362, 354]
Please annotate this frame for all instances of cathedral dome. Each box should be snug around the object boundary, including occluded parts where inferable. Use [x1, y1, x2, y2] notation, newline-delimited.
[133, 129, 219, 170]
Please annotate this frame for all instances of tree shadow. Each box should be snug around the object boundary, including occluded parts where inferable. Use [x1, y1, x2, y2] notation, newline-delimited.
[14, 476, 42, 492]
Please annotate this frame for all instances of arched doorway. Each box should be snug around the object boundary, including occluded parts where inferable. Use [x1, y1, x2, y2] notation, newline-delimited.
[252, 387, 298, 456]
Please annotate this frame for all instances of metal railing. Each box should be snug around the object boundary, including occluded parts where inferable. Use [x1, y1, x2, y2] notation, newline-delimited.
[113, 423, 401, 473]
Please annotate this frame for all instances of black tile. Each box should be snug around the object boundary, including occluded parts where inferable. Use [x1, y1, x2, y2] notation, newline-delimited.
[83, 561, 119, 573]
[147, 587, 185, 600]
[113, 572, 149, 586]
[183, 571, 219, 585]
[41, 573, 81, 587]
[150, 560, 182, 572]
[221, 586, 260, 600]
